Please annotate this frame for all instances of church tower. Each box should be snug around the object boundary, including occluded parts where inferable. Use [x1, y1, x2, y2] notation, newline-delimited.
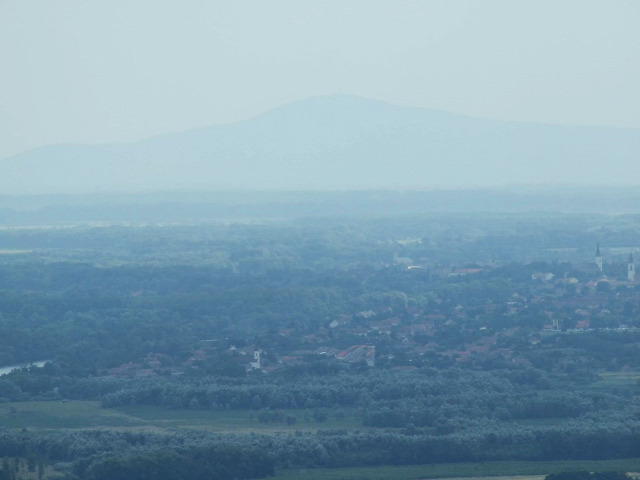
[595, 244, 603, 273]
[628, 252, 635, 282]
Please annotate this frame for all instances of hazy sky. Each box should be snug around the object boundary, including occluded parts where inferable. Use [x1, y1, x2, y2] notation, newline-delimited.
[1, 0, 639, 160]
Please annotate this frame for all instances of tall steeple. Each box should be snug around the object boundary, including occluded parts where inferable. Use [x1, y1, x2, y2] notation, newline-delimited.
[595, 243, 603, 273]
[628, 252, 635, 282]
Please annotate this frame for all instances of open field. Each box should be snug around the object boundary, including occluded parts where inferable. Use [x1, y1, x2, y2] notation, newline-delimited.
[597, 372, 640, 385]
[0, 400, 361, 433]
[272, 460, 640, 480]
[119, 404, 361, 432]
[0, 401, 146, 430]
[589, 372, 640, 392]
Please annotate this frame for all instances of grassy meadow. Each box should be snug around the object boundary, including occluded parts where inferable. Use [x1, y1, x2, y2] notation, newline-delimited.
[0, 400, 361, 433]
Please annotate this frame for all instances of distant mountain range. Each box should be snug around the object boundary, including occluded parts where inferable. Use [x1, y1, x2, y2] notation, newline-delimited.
[1, 95, 639, 194]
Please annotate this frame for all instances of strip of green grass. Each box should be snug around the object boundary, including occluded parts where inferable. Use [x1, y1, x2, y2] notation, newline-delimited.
[589, 372, 640, 393]
[0, 401, 146, 430]
[272, 459, 640, 480]
[113, 405, 362, 433]
[597, 372, 640, 384]
[0, 401, 362, 433]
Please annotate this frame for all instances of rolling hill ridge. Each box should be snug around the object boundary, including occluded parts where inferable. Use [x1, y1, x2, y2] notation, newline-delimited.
[2, 95, 639, 194]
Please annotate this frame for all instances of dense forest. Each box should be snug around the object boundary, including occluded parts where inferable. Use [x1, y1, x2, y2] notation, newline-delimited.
[1, 211, 640, 479]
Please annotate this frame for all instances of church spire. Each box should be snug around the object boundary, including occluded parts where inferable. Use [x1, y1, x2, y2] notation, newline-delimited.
[595, 243, 603, 272]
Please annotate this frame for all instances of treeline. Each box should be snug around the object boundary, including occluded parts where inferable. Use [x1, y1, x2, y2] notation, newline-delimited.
[4, 366, 634, 435]
[95, 368, 606, 424]
[1, 212, 627, 263]
[75, 446, 274, 480]
[2, 421, 640, 478]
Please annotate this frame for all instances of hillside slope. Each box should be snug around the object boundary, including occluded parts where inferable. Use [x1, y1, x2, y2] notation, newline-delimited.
[1, 95, 639, 194]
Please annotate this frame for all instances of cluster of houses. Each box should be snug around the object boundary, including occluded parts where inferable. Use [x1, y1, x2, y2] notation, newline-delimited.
[103, 245, 639, 378]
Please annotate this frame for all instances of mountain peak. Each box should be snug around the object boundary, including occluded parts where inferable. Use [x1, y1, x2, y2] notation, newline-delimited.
[1, 96, 639, 194]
